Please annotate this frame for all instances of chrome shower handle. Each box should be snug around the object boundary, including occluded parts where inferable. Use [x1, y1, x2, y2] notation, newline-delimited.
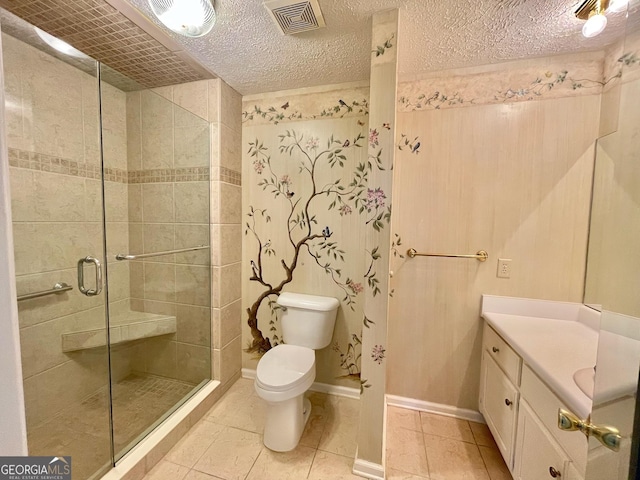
[77, 256, 103, 296]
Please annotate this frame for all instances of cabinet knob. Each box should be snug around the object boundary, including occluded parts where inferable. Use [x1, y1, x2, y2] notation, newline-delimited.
[504, 399, 512, 406]
[492, 346, 500, 353]
[549, 466, 561, 478]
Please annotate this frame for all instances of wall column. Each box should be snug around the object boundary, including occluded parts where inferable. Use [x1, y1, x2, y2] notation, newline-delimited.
[354, 9, 399, 478]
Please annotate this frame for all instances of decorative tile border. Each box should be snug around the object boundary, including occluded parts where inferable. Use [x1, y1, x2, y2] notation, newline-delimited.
[8, 148, 219, 184]
[8, 148, 105, 180]
[218, 166, 242, 186]
[127, 167, 209, 184]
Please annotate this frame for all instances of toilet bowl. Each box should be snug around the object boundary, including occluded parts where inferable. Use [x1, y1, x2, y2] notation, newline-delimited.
[255, 344, 316, 451]
[254, 292, 339, 452]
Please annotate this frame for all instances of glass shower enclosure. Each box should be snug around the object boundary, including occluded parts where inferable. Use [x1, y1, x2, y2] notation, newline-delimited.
[2, 9, 212, 479]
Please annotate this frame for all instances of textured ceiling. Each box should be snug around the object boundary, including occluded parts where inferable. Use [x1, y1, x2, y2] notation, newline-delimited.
[123, 0, 633, 95]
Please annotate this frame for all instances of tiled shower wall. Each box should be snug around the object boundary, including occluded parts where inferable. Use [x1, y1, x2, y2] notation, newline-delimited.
[123, 78, 244, 387]
[125, 89, 212, 385]
[210, 80, 243, 385]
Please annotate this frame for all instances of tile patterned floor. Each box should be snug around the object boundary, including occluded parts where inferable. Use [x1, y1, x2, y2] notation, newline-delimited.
[386, 406, 511, 480]
[143, 378, 512, 480]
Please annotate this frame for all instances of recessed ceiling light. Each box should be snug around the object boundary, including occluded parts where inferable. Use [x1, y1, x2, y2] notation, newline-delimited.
[34, 28, 88, 58]
[148, 0, 216, 38]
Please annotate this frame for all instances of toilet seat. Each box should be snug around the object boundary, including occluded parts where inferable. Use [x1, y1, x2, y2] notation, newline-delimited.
[256, 344, 315, 392]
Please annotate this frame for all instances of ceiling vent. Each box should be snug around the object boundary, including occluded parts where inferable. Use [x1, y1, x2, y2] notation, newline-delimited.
[264, 0, 326, 35]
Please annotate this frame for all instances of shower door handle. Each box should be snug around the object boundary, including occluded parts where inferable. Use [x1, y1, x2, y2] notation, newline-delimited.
[77, 256, 103, 296]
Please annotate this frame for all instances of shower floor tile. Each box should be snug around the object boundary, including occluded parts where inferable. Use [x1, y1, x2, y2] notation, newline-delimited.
[141, 379, 511, 480]
[27, 373, 197, 480]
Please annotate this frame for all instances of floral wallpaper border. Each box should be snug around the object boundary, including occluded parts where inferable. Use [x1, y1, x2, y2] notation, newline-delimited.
[242, 87, 370, 127]
[398, 51, 640, 113]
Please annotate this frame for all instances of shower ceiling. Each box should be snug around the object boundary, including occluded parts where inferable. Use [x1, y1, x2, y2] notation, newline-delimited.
[0, 0, 215, 90]
[122, 0, 635, 95]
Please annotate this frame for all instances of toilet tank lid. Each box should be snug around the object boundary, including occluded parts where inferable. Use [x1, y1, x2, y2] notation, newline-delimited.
[277, 292, 339, 311]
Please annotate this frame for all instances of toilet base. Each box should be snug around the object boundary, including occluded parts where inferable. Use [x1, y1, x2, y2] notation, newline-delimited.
[263, 394, 312, 452]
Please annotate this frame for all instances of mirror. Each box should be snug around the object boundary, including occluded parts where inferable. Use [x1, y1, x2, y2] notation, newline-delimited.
[584, 6, 640, 319]
[582, 5, 640, 479]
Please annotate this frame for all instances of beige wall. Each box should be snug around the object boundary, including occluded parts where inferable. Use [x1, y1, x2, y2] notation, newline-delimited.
[241, 82, 371, 387]
[388, 55, 603, 410]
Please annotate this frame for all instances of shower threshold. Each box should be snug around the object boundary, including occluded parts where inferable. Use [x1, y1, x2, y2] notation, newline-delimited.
[100, 379, 220, 480]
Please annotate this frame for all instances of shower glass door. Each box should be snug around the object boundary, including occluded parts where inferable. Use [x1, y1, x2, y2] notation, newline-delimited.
[1, 9, 113, 480]
[3, 9, 212, 478]
[100, 64, 212, 460]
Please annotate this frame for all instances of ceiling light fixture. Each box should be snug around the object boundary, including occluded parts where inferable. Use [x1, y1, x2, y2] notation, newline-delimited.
[575, 0, 628, 38]
[583, 11, 608, 37]
[608, 0, 630, 12]
[34, 27, 88, 58]
[148, 0, 216, 38]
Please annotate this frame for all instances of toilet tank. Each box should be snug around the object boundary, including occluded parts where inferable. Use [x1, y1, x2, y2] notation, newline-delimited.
[277, 292, 339, 349]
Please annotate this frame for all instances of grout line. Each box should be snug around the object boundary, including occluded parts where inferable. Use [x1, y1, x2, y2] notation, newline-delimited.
[305, 448, 318, 479]
[243, 445, 264, 480]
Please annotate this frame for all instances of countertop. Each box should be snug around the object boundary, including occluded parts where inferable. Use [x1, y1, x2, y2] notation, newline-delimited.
[481, 295, 600, 419]
[482, 312, 598, 418]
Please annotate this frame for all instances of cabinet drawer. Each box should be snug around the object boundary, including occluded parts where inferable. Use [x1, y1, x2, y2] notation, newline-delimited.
[483, 323, 522, 385]
[565, 462, 584, 480]
[521, 365, 588, 474]
[482, 351, 519, 468]
[515, 400, 570, 480]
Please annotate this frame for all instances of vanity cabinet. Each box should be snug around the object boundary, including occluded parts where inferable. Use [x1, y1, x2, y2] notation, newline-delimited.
[514, 401, 569, 480]
[479, 346, 520, 467]
[479, 323, 586, 480]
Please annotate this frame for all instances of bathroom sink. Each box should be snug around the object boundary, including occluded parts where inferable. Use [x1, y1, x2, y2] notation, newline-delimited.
[573, 367, 595, 399]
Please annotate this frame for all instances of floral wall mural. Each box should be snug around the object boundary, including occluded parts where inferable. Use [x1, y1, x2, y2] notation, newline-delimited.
[241, 84, 374, 387]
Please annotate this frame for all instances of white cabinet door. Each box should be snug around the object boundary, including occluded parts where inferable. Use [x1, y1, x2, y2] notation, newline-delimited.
[515, 401, 569, 480]
[481, 350, 519, 468]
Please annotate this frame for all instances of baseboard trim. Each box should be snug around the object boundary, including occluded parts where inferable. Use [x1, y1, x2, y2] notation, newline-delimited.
[386, 394, 485, 424]
[352, 458, 384, 480]
[242, 368, 360, 399]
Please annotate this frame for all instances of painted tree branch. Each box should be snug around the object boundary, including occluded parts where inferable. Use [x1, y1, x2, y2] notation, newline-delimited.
[245, 132, 366, 354]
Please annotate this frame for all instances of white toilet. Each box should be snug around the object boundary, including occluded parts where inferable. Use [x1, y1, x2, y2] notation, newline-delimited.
[255, 292, 339, 452]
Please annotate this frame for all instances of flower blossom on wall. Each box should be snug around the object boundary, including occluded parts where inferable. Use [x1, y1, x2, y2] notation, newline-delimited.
[306, 137, 320, 150]
[364, 188, 386, 211]
[371, 345, 386, 364]
[253, 159, 265, 174]
[280, 174, 292, 187]
[369, 128, 380, 148]
[348, 280, 364, 294]
[339, 204, 352, 216]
